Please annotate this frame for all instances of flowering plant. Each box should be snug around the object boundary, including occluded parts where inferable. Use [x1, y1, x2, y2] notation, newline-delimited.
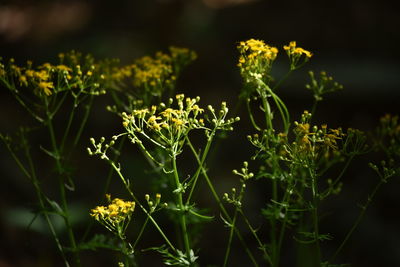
[1, 39, 398, 267]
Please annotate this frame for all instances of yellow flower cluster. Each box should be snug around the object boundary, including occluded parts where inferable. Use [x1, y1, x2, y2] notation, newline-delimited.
[132, 54, 174, 90]
[0, 51, 144, 99]
[237, 39, 278, 81]
[5, 59, 55, 96]
[283, 41, 313, 70]
[131, 47, 196, 98]
[90, 195, 135, 228]
[293, 120, 343, 158]
[283, 41, 312, 58]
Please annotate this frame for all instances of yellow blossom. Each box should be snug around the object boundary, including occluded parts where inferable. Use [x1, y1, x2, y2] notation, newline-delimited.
[56, 65, 72, 72]
[38, 81, 54, 96]
[90, 196, 135, 227]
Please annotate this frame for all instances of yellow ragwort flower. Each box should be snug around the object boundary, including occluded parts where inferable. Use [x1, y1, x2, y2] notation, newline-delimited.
[38, 81, 54, 96]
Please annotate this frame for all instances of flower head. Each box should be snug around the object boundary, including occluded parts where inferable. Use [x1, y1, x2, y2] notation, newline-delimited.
[283, 41, 312, 70]
[90, 196, 135, 235]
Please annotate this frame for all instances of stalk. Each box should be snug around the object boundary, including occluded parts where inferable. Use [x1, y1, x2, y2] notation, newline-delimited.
[172, 156, 192, 265]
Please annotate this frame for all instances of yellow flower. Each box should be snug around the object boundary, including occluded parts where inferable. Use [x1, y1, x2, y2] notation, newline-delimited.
[38, 81, 54, 96]
[34, 70, 50, 81]
[25, 70, 35, 77]
[56, 65, 72, 72]
[237, 39, 279, 80]
[19, 75, 27, 86]
[90, 196, 135, 227]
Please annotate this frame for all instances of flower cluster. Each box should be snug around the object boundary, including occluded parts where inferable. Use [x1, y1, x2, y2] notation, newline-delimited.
[131, 47, 197, 99]
[289, 111, 344, 160]
[90, 195, 135, 236]
[0, 51, 130, 98]
[237, 39, 279, 83]
[283, 41, 313, 70]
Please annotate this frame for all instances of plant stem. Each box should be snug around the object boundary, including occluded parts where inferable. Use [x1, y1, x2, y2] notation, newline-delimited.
[239, 209, 273, 266]
[310, 167, 321, 266]
[132, 216, 150, 250]
[330, 178, 385, 262]
[270, 179, 278, 267]
[3, 134, 69, 266]
[45, 99, 80, 266]
[185, 132, 215, 205]
[223, 208, 238, 267]
[109, 161, 176, 252]
[172, 156, 192, 265]
[187, 143, 258, 266]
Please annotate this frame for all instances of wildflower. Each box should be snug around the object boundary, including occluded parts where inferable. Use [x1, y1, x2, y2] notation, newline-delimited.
[34, 70, 50, 81]
[25, 69, 35, 77]
[19, 75, 28, 86]
[90, 196, 135, 234]
[40, 63, 53, 70]
[283, 41, 312, 70]
[237, 39, 279, 85]
[38, 81, 54, 96]
[283, 41, 312, 58]
[147, 115, 162, 131]
[56, 65, 72, 72]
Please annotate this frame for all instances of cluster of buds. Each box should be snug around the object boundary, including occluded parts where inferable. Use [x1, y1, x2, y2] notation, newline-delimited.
[87, 136, 118, 161]
[145, 193, 168, 213]
[121, 94, 239, 156]
[232, 161, 254, 181]
[305, 70, 343, 101]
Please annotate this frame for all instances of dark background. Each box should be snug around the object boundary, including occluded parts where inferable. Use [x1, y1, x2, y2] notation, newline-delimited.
[1, 0, 399, 266]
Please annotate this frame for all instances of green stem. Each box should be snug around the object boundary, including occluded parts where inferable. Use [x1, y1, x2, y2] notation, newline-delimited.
[132, 216, 150, 250]
[270, 179, 278, 267]
[310, 167, 321, 266]
[110, 161, 176, 252]
[2, 135, 69, 266]
[223, 208, 238, 267]
[275, 189, 292, 267]
[72, 95, 94, 148]
[239, 209, 273, 266]
[262, 81, 290, 133]
[172, 156, 192, 264]
[45, 99, 80, 266]
[260, 90, 273, 131]
[310, 100, 319, 121]
[246, 98, 262, 131]
[330, 178, 385, 262]
[185, 132, 215, 205]
[60, 101, 76, 153]
[187, 143, 258, 266]
[272, 70, 292, 92]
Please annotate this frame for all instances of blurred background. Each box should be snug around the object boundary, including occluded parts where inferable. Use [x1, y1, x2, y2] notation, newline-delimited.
[1, 0, 399, 266]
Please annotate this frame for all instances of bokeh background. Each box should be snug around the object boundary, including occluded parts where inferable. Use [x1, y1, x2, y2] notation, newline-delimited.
[1, 0, 400, 266]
